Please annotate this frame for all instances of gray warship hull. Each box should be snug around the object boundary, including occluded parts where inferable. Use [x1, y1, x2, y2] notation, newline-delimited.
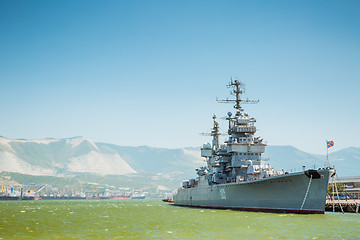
[174, 169, 334, 214]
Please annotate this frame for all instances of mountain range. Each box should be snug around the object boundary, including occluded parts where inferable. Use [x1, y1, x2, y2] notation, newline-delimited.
[0, 136, 359, 192]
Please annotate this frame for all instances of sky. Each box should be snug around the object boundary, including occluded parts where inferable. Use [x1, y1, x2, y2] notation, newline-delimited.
[0, 0, 359, 154]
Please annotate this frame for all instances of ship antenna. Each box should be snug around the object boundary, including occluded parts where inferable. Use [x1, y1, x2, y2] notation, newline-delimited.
[217, 79, 259, 115]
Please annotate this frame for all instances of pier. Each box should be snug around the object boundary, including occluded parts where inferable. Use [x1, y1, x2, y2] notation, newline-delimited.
[325, 199, 360, 213]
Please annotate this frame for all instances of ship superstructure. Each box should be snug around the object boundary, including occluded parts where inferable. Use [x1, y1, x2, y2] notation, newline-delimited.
[200, 80, 284, 184]
[173, 79, 335, 214]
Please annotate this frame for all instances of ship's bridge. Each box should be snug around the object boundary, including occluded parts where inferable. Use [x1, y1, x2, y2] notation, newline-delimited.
[230, 125, 256, 134]
[227, 143, 266, 154]
[236, 118, 250, 124]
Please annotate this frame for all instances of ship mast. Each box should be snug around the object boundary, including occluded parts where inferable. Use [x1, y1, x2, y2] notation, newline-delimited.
[211, 115, 220, 150]
[201, 114, 225, 151]
[217, 79, 259, 115]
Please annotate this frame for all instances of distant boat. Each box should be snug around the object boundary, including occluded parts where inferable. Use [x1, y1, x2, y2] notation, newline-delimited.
[130, 194, 146, 199]
[0, 187, 36, 200]
[162, 197, 173, 203]
[0, 195, 35, 200]
[0, 195, 21, 200]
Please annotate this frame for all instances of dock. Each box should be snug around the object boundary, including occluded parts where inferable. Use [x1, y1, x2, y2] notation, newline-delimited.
[325, 199, 360, 213]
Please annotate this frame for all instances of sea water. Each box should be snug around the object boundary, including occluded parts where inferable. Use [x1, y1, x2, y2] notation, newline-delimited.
[0, 199, 359, 239]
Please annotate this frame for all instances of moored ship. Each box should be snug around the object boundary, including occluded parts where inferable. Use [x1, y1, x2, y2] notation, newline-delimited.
[173, 79, 335, 214]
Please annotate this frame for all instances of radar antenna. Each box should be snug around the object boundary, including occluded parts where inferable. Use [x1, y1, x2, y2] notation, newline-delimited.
[216, 79, 259, 115]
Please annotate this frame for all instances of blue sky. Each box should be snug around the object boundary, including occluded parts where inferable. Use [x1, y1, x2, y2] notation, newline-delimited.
[1, 0, 359, 154]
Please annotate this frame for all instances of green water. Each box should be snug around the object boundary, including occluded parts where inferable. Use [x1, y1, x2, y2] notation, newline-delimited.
[0, 200, 359, 239]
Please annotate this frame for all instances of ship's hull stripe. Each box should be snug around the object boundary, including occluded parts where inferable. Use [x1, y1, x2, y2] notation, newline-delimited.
[174, 203, 324, 214]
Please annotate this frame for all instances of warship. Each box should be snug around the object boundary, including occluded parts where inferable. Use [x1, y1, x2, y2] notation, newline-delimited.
[173, 79, 335, 214]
